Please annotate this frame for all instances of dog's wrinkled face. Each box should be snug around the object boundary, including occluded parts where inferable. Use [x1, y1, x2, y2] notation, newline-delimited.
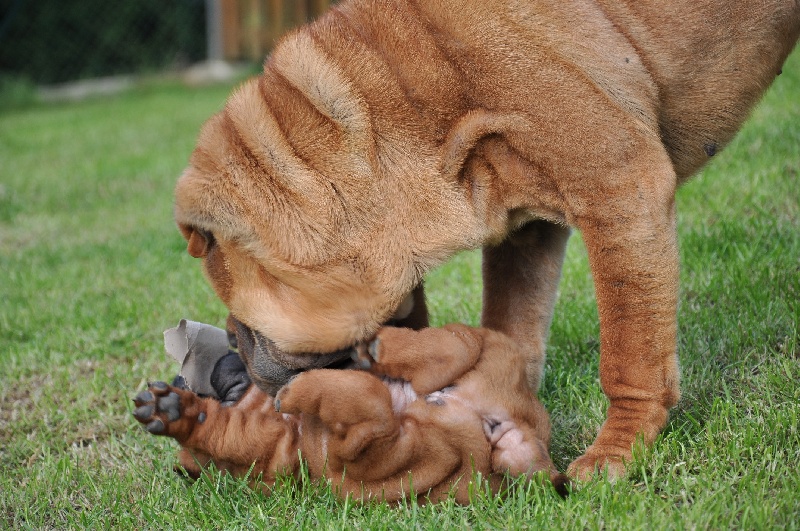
[173, 33, 493, 356]
[177, 220, 416, 355]
[171, 58, 438, 355]
[173, 72, 484, 355]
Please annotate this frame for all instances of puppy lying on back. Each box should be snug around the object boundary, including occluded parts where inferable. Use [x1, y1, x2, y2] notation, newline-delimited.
[133, 324, 567, 503]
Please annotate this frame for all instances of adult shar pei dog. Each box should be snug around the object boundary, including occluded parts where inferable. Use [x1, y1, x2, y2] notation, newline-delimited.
[174, 0, 800, 480]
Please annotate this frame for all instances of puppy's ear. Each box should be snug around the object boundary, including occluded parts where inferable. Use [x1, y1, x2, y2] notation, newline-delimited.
[178, 223, 211, 258]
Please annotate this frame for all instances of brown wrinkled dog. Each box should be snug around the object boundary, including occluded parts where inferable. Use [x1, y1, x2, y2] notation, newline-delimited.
[173, 0, 800, 479]
[133, 324, 567, 503]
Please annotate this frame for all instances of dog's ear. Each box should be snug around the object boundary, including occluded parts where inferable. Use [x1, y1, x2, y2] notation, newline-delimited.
[440, 109, 530, 182]
[178, 223, 211, 258]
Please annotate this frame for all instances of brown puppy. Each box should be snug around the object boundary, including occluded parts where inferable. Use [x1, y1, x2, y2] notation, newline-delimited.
[133, 325, 566, 503]
[173, 0, 800, 479]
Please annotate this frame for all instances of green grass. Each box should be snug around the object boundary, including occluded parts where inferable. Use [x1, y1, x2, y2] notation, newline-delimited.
[1, 47, 799, 527]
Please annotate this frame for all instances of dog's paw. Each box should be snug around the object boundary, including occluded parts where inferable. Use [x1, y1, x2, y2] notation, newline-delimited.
[132, 381, 205, 440]
[566, 451, 628, 483]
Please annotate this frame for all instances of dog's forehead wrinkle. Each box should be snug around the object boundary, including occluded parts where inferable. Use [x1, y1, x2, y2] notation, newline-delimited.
[226, 84, 343, 218]
[272, 31, 369, 143]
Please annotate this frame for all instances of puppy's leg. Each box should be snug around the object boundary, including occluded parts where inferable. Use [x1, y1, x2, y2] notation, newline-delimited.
[481, 220, 570, 393]
[566, 150, 680, 481]
[275, 370, 398, 462]
[133, 382, 299, 481]
[488, 419, 568, 496]
[275, 369, 480, 502]
[355, 324, 483, 395]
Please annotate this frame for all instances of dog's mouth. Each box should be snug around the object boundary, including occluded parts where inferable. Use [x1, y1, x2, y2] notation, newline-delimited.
[230, 291, 419, 395]
[232, 317, 356, 396]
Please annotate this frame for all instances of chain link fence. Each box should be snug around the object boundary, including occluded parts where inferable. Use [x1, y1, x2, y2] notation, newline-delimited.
[0, 0, 207, 86]
[0, 0, 335, 106]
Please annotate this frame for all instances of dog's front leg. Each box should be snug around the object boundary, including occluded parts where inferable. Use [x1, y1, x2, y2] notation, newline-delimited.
[481, 220, 570, 392]
[567, 158, 681, 481]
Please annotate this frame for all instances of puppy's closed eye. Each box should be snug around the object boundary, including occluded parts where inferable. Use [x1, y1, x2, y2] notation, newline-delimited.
[179, 224, 215, 258]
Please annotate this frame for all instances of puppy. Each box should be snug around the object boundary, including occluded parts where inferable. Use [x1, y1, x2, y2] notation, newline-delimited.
[133, 324, 567, 503]
[171, 0, 800, 479]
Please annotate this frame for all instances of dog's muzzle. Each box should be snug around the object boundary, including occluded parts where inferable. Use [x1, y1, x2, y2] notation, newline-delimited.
[232, 317, 355, 396]
[230, 291, 418, 395]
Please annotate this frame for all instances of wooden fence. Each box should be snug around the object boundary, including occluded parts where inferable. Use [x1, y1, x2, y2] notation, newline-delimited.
[213, 0, 335, 61]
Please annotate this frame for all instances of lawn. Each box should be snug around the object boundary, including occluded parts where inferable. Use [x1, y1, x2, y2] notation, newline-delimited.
[1, 48, 799, 528]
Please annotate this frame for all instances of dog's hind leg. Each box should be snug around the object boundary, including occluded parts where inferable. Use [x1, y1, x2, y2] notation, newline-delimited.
[481, 220, 570, 393]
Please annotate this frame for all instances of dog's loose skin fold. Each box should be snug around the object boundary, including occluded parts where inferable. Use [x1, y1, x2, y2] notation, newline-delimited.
[173, 0, 800, 480]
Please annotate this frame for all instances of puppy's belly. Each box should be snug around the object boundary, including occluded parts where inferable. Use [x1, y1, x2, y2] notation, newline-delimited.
[382, 377, 419, 413]
[383, 378, 518, 452]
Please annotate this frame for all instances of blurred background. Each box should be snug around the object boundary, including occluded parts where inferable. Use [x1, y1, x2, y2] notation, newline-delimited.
[0, 0, 335, 105]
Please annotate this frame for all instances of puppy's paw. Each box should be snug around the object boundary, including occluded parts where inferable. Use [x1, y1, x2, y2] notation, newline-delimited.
[354, 326, 480, 395]
[350, 339, 381, 370]
[272, 374, 304, 415]
[171, 374, 189, 390]
[274, 370, 394, 431]
[132, 381, 205, 441]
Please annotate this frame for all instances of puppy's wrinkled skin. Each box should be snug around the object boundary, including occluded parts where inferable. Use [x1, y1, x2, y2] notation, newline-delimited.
[174, 0, 800, 479]
[133, 325, 567, 503]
